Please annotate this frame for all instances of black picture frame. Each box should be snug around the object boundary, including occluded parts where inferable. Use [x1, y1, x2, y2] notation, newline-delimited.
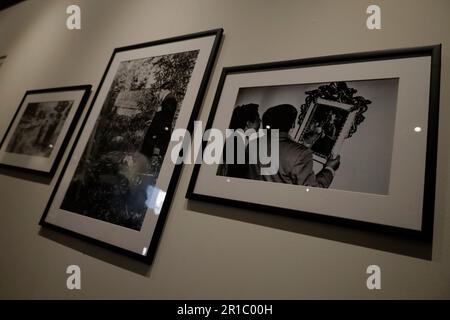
[187, 45, 441, 242]
[39, 28, 223, 264]
[0, 85, 92, 177]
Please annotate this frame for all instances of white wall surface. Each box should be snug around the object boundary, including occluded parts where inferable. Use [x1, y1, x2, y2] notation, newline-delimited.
[0, 0, 449, 299]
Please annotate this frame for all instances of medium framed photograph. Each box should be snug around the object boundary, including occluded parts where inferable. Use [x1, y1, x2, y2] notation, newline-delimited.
[187, 45, 441, 240]
[0, 85, 92, 176]
[40, 29, 223, 262]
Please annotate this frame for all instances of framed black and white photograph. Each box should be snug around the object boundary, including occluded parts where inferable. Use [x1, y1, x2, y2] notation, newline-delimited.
[187, 45, 441, 239]
[0, 85, 92, 176]
[40, 29, 223, 262]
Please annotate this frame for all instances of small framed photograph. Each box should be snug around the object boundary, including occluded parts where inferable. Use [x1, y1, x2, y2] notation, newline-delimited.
[187, 45, 441, 240]
[40, 29, 223, 262]
[0, 85, 92, 176]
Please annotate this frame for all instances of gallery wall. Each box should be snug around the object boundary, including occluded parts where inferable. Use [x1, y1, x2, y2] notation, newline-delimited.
[0, 0, 449, 299]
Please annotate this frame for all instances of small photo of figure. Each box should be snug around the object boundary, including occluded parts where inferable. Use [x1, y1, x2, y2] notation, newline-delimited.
[60, 49, 200, 231]
[6, 100, 74, 158]
[300, 103, 349, 159]
[218, 78, 399, 195]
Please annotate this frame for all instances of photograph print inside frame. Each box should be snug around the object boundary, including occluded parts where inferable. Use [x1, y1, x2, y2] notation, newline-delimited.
[40, 29, 223, 262]
[218, 79, 399, 195]
[190, 45, 440, 239]
[6, 100, 75, 158]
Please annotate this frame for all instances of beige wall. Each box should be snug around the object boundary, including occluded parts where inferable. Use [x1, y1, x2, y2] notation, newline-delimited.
[0, 0, 449, 299]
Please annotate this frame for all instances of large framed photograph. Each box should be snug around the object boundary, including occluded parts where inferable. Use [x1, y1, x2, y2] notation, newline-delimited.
[39, 29, 223, 263]
[187, 45, 441, 240]
[0, 85, 92, 176]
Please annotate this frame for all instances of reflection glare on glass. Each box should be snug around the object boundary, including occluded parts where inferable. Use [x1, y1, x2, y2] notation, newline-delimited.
[145, 185, 166, 215]
[414, 127, 422, 133]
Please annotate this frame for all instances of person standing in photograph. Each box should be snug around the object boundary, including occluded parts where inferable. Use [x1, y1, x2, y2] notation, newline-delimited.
[247, 104, 340, 188]
[217, 103, 261, 178]
[41, 112, 60, 150]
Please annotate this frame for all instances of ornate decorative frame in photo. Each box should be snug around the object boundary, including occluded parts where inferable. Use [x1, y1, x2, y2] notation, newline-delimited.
[0, 85, 92, 176]
[295, 82, 372, 163]
[40, 29, 223, 263]
[187, 45, 441, 241]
